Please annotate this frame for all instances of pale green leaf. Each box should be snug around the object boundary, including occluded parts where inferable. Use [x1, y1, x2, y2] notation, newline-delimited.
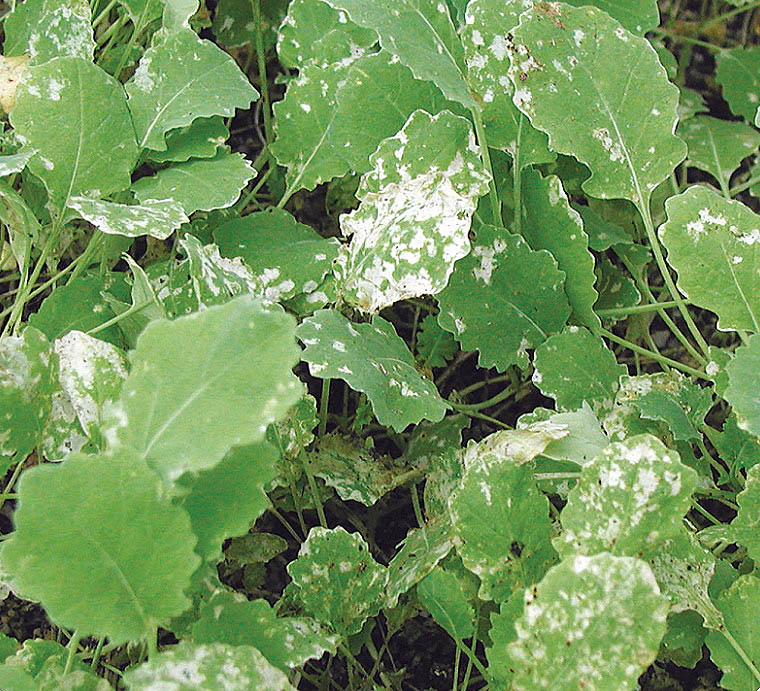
[67, 197, 188, 240]
[11, 57, 138, 210]
[594, 256, 641, 315]
[385, 516, 454, 607]
[297, 309, 448, 431]
[521, 168, 599, 329]
[213, 208, 340, 302]
[678, 115, 760, 190]
[192, 592, 338, 670]
[322, 0, 473, 107]
[417, 566, 475, 640]
[678, 86, 709, 121]
[461, 0, 554, 163]
[506, 553, 668, 691]
[0, 180, 40, 275]
[449, 445, 558, 601]
[659, 185, 760, 332]
[335, 109, 490, 312]
[437, 224, 571, 371]
[563, 0, 659, 33]
[287, 526, 388, 636]
[705, 576, 760, 691]
[0, 450, 199, 642]
[3, 0, 95, 65]
[0, 150, 35, 177]
[132, 152, 255, 215]
[111, 296, 303, 485]
[508, 4, 686, 205]
[125, 28, 258, 151]
[716, 46, 760, 122]
[532, 327, 625, 412]
[123, 641, 295, 690]
[725, 334, 760, 437]
[729, 463, 760, 561]
[271, 51, 455, 195]
[146, 117, 229, 164]
[266, 394, 319, 468]
[555, 434, 698, 558]
[277, 0, 377, 68]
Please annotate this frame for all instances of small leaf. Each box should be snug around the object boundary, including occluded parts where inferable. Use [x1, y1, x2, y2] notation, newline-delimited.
[1, 450, 200, 642]
[111, 295, 303, 486]
[555, 434, 698, 558]
[415, 313, 457, 368]
[146, 117, 229, 164]
[192, 592, 338, 670]
[437, 225, 571, 371]
[659, 185, 760, 332]
[532, 327, 625, 412]
[297, 309, 448, 431]
[123, 641, 296, 690]
[725, 334, 760, 437]
[417, 566, 475, 640]
[716, 46, 760, 122]
[335, 109, 490, 312]
[132, 152, 255, 216]
[729, 463, 760, 562]
[506, 553, 668, 691]
[287, 526, 388, 636]
[508, 4, 685, 206]
[125, 28, 258, 151]
[68, 197, 188, 240]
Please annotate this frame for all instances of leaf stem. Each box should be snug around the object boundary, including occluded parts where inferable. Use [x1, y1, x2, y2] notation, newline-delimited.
[596, 300, 681, 318]
[450, 382, 516, 412]
[512, 115, 524, 236]
[252, 0, 274, 158]
[86, 298, 154, 336]
[64, 631, 83, 674]
[452, 636, 492, 687]
[410, 483, 425, 528]
[471, 107, 501, 226]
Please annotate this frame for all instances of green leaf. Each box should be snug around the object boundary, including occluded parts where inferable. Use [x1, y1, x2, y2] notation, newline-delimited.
[271, 51, 456, 195]
[660, 610, 708, 669]
[449, 437, 559, 601]
[678, 115, 760, 190]
[705, 576, 760, 691]
[192, 592, 338, 670]
[323, 0, 473, 108]
[563, 0, 659, 33]
[178, 442, 277, 561]
[335, 109, 490, 312]
[532, 327, 625, 412]
[297, 309, 448, 431]
[67, 197, 188, 240]
[125, 28, 258, 151]
[276, 0, 377, 68]
[111, 296, 303, 485]
[437, 224, 571, 371]
[659, 185, 760, 332]
[132, 152, 255, 216]
[123, 641, 296, 690]
[521, 168, 599, 330]
[213, 209, 340, 303]
[146, 117, 229, 164]
[716, 46, 760, 122]
[575, 202, 634, 252]
[461, 0, 553, 163]
[415, 313, 457, 368]
[713, 412, 760, 474]
[594, 256, 641, 315]
[729, 463, 760, 562]
[1, 450, 200, 642]
[0, 179, 40, 275]
[213, 0, 288, 49]
[385, 516, 454, 607]
[678, 86, 709, 121]
[505, 553, 668, 691]
[0, 327, 53, 461]
[3, 0, 95, 65]
[52, 330, 128, 440]
[287, 526, 388, 636]
[725, 334, 760, 438]
[11, 57, 138, 210]
[417, 565, 475, 640]
[266, 394, 319, 468]
[508, 4, 685, 206]
[555, 434, 698, 558]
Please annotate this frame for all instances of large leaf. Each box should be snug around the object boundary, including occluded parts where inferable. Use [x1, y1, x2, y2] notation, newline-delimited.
[508, 4, 685, 206]
[555, 434, 698, 558]
[286, 526, 388, 636]
[521, 168, 599, 329]
[0, 450, 199, 642]
[564, 0, 659, 33]
[11, 57, 138, 210]
[125, 28, 258, 151]
[297, 309, 448, 431]
[659, 185, 760, 332]
[335, 109, 490, 312]
[437, 224, 570, 371]
[505, 554, 668, 691]
[725, 334, 760, 438]
[67, 197, 188, 240]
[111, 296, 303, 485]
[715, 46, 760, 122]
[322, 0, 473, 107]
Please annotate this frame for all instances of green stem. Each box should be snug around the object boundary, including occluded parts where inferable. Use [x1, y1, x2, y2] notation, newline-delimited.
[460, 626, 478, 691]
[471, 107, 501, 226]
[599, 327, 707, 379]
[452, 637, 492, 687]
[730, 173, 760, 197]
[89, 637, 106, 669]
[654, 29, 727, 51]
[318, 378, 330, 437]
[301, 453, 328, 528]
[410, 483, 425, 529]
[91, 0, 118, 30]
[252, 0, 274, 155]
[456, 373, 512, 398]
[596, 300, 681, 318]
[703, 1, 760, 31]
[86, 298, 154, 335]
[452, 647, 461, 691]
[64, 631, 83, 675]
[451, 383, 516, 412]
[512, 115, 524, 236]
[147, 628, 157, 659]
[268, 502, 303, 542]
